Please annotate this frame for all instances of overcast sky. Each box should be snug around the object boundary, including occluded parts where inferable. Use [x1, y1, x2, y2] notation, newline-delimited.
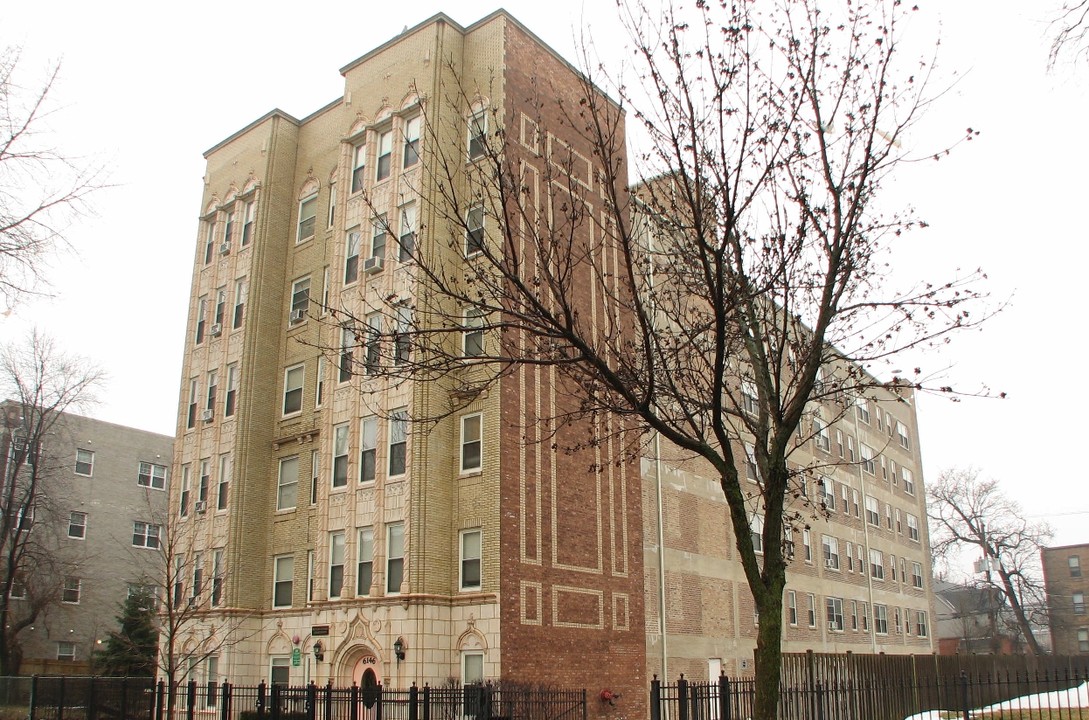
[2, 1, 1085, 552]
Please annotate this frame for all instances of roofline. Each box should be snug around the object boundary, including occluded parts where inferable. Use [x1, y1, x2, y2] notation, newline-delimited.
[204, 109, 300, 158]
[1043, 543, 1089, 552]
[339, 12, 462, 75]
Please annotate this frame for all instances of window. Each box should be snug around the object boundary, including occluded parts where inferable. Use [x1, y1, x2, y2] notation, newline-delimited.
[351, 143, 367, 193]
[398, 203, 416, 261]
[886, 503, 893, 530]
[371, 215, 387, 261]
[297, 195, 317, 243]
[357, 527, 374, 596]
[345, 230, 361, 284]
[462, 651, 484, 685]
[463, 307, 484, 357]
[283, 365, 304, 415]
[270, 657, 291, 685]
[850, 601, 858, 631]
[814, 416, 830, 452]
[180, 464, 191, 517]
[907, 514, 920, 542]
[807, 593, 816, 627]
[750, 513, 764, 554]
[199, 459, 211, 504]
[133, 521, 161, 548]
[217, 454, 231, 510]
[852, 489, 860, 518]
[387, 523, 405, 593]
[225, 364, 239, 417]
[332, 423, 349, 488]
[803, 529, 812, 563]
[233, 278, 248, 329]
[205, 370, 218, 420]
[895, 508, 902, 534]
[787, 591, 797, 626]
[744, 443, 759, 483]
[57, 642, 76, 662]
[835, 429, 844, 458]
[290, 277, 310, 324]
[389, 408, 408, 476]
[214, 288, 226, 326]
[203, 219, 215, 264]
[327, 184, 336, 228]
[468, 108, 487, 160]
[394, 305, 411, 366]
[826, 597, 844, 631]
[741, 380, 758, 416]
[819, 477, 835, 510]
[172, 555, 185, 608]
[360, 416, 377, 483]
[196, 296, 208, 344]
[329, 532, 345, 598]
[375, 130, 393, 180]
[339, 325, 354, 382]
[844, 541, 853, 572]
[909, 610, 926, 638]
[461, 414, 482, 473]
[364, 312, 382, 374]
[241, 201, 255, 246]
[464, 204, 484, 257]
[273, 555, 293, 608]
[310, 451, 320, 505]
[874, 604, 888, 635]
[861, 602, 869, 632]
[857, 545, 865, 575]
[900, 557, 907, 584]
[403, 115, 421, 168]
[861, 444, 875, 475]
[902, 467, 915, 495]
[315, 358, 325, 408]
[821, 535, 839, 570]
[1071, 555, 1083, 578]
[139, 462, 167, 490]
[75, 448, 94, 476]
[912, 561, 923, 589]
[277, 456, 299, 511]
[865, 496, 880, 526]
[870, 549, 885, 580]
[461, 529, 482, 590]
[1075, 592, 1086, 615]
[307, 550, 315, 602]
[896, 420, 911, 450]
[62, 577, 81, 604]
[1079, 629, 1089, 652]
[68, 511, 87, 539]
[212, 549, 224, 606]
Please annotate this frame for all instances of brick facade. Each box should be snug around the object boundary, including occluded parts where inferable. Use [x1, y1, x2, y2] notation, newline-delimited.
[1043, 544, 1089, 654]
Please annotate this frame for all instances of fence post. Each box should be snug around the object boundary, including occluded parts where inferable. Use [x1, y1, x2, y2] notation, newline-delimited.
[57, 675, 66, 720]
[307, 682, 317, 720]
[678, 675, 689, 720]
[88, 676, 98, 720]
[422, 685, 431, 720]
[349, 684, 359, 720]
[155, 680, 165, 720]
[28, 675, 38, 720]
[815, 682, 825, 720]
[376, 683, 383, 720]
[582, 688, 588, 720]
[222, 682, 232, 720]
[271, 683, 281, 720]
[650, 675, 661, 720]
[187, 680, 197, 720]
[959, 672, 970, 720]
[718, 673, 730, 720]
[409, 683, 419, 720]
[120, 677, 129, 720]
[325, 680, 333, 720]
[257, 681, 266, 719]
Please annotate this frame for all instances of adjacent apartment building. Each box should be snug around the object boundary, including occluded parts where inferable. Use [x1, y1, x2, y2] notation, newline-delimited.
[169, 9, 935, 708]
[1, 401, 171, 674]
[1043, 543, 1089, 654]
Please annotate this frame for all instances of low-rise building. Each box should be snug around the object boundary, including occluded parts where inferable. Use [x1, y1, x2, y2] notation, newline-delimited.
[1043, 543, 1089, 654]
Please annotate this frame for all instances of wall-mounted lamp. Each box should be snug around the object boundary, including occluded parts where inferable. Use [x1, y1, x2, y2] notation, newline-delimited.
[393, 638, 405, 662]
[313, 641, 324, 662]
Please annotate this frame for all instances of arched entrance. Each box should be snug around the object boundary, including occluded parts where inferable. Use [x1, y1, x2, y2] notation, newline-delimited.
[345, 647, 383, 687]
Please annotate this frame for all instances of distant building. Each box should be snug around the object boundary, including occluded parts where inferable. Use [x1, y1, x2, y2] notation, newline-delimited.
[1, 401, 171, 674]
[1043, 543, 1089, 654]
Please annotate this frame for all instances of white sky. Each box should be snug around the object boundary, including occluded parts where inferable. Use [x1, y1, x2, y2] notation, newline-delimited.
[2, 1, 1086, 550]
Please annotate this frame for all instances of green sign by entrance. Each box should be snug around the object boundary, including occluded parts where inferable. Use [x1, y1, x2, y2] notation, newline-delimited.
[291, 648, 301, 667]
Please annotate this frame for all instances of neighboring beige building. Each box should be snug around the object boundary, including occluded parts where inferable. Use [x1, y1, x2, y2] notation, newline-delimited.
[170, 9, 935, 709]
[1, 402, 171, 674]
[1043, 543, 1089, 654]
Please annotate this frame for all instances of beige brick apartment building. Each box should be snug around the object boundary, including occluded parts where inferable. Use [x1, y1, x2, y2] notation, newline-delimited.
[170, 9, 934, 708]
[1043, 543, 1089, 654]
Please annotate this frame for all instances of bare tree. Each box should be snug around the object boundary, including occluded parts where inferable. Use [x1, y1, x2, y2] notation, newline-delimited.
[0, 330, 102, 674]
[324, 2, 986, 717]
[1, 47, 103, 307]
[928, 468, 1051, 655]
[1050, 0, 1089, 68]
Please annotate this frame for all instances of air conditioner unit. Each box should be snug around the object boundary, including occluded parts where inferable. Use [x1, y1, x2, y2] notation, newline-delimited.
[828, 621, 837, 631]
[219, 241, 231, 255]
[824, 559, 836, 570]
[290, 309, 306, 323]
[194, 500, 207, 514]
[363, 256, 384, 274]
[201, 409, 214, 422]
[209, 323, 222, 337]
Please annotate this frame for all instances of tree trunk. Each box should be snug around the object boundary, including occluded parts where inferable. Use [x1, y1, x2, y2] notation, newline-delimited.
[998, 569, 1043, 655]
[752, 593, 785, 720]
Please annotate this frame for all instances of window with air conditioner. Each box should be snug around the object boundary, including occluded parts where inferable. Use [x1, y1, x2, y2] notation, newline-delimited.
[826, 597, 844, 631]
[821, 536, 839, 570]
[290, 277, 310, 325]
